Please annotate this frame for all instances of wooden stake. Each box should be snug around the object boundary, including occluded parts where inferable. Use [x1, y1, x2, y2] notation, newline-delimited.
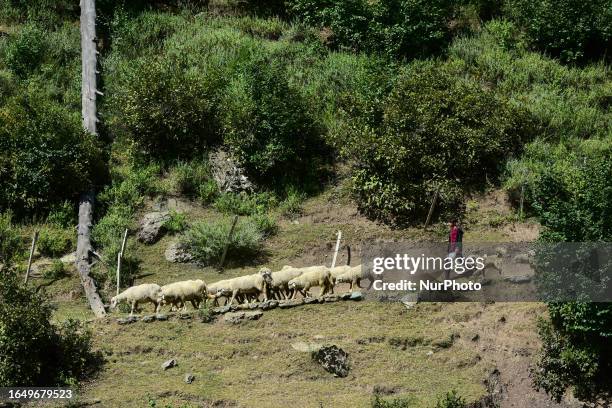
[519, 184, 525, 220]
[331, 230, 342, 268]
[424, 185, 441, 229]
[218, 215, 239, 272]
[24, 231, 39, 285]
[116, 229, 128, 296]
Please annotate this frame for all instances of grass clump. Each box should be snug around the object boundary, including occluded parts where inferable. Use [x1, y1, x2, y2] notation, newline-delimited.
[167, 160, 211, 196]
[37, 226, 74, 257]
[163, 210, 188, 234]
[279, 187, 305, 219]
[182, 217, 263, 265]
[214, 192, 278, 216]
[43, 260, 67, 280]
[435, 390, 466, 408]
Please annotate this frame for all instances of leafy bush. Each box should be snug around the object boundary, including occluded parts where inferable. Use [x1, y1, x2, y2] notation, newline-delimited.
[47, 201, 76, 228]
[106, 55, 222, 159]
[0, 90, 104, 218]
[504, 0, 611, 63]
[279, 187, 305, 219]
[182, 217, 263, 265]
[506, 139, 612, 241]
[199, 179, 219, 204]
[221, 55, 326, 186]
[0, 270, 101, 386]
[533, 316, 610, 403]
[0, 213, 22, 267]
[43, 260, 67, 280]
[37, 227, 74, 257]
[168, 160, 211, 196]
[342, 61, 531, 224]
[214, 192, 278, 216]
[510, 139, 612, 402]
[250, 213, 278, 237]
[435, 390, 466, 408]
[2, 24, 47, 77]
[286, 0, 455, 59]
[163, 210, 188, 234]
[371, 394, 412, 408]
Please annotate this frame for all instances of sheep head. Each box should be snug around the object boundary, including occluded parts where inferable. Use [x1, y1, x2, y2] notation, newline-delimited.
[259, 267, 273, 285]
[110, 296, 118, 309]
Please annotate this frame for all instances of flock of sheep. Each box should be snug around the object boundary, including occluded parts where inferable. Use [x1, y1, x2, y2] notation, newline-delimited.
[110, 264, 370, 315]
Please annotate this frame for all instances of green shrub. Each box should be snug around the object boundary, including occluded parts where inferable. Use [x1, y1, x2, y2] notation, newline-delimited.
[532, 317, 610, 403]
[371, 394, 412, 408]
[169, 160, 211, 196]
[164, 210, 188, 234]
[0, 270, 101, 386]
[0, 213, 22, 267]
[3, 24, 47, 77]
[509, 139, 612, 402]
[251, 213, 278, 237]
[43, 260, 67, 280]
[47, 201, 76, 228]
[343, 61, 531, 224]
[37, 227, 74, 257]
[504, 0, 611, 63]
[435, 390, 466, 408]
[0, 90, 104, 219]
[214, 192, 278, 216]
[286, 0, 455, 59]
[279, 187, 305, 219]
[199, 179, 219, 204]
[182, 217, 263, 265]
[221, 54, 326, 186]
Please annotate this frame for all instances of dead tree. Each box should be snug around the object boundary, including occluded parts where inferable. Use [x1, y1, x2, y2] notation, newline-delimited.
[77, 0, 106, 317]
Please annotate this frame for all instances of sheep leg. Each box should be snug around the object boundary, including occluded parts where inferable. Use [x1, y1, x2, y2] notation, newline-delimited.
[356, 278, 362, 289]
[130, 300, 137, 316]
[228, 290, 238, 306]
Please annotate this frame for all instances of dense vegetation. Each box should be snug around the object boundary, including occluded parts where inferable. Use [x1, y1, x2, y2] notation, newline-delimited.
[0, 0, 610, 400]
[0, 214, 100, 387]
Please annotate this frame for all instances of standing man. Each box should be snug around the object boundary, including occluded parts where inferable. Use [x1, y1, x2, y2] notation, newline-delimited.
[448, 218, 463, 258]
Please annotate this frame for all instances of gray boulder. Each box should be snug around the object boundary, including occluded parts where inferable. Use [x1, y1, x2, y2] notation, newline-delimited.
[117, 316, 139, 325]
[223, 311, 263, 324]
[161, 359, 177, 370]
[209, 150, 253, 193]
[503, 275, 532, 284]
[260, 300, 278, 310]
[279, 298, 304, 308]
[312, 345, 350, 377]
[164, 241, 194, 263]
[138, 211, 170, 244]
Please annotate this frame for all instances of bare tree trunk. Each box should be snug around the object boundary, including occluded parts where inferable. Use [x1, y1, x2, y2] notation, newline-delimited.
[77, 192, 106, 317]
[81, 0, 97, 136]
[77, 0, 106, 317]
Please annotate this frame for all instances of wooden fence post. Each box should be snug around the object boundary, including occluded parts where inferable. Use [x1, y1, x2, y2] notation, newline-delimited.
[331, 230, 342, 268]
[116, 228, 128, 296]
[24, 231, 39, 285]
[519, 184, 525, 220]
[218, 215, 239, 272]
[424, 185, 441, 229]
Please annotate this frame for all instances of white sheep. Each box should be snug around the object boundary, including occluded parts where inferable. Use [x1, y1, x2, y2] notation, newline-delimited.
[217, 268, 273, 306]
[161, 279, 207, 311]
[268, 266, 306, 300]
[335, 265, 368, 291]
[288, 266, 333, 298]
[110, 283, 164, 316]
